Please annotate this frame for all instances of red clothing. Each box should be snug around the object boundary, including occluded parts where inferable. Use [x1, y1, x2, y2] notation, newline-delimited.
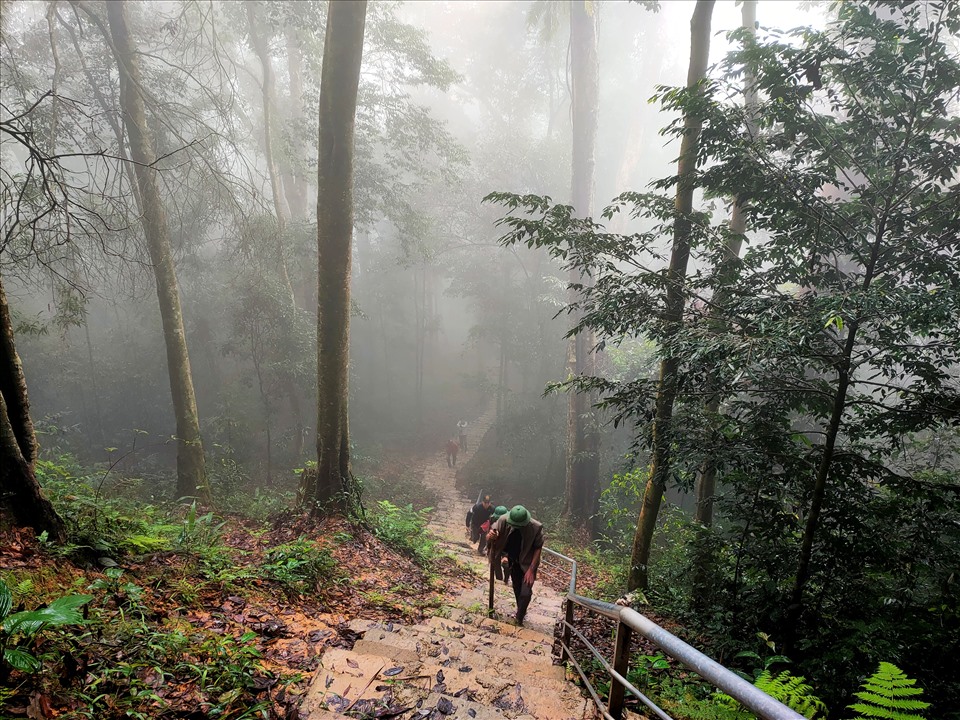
[446, 440, 459, 455]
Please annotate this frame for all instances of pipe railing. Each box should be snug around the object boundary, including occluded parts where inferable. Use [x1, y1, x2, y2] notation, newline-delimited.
[536, 547, 806, 720]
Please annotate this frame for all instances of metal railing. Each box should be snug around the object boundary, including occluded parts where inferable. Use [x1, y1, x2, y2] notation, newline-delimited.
[534, 547, 807, 720]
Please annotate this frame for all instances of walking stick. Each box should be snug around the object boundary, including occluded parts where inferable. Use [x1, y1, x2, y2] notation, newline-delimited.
[487, 555, 495, 617]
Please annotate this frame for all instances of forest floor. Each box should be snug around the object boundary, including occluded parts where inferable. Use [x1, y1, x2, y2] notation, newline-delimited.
[0, 481, 474, 719]
[3, 414, 687, 720]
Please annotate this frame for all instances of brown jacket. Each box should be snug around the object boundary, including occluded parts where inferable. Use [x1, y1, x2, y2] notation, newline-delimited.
[487, 516, 544, 573]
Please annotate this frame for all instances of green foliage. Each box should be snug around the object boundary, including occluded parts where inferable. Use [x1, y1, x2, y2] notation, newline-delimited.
[370, 500, 436, 566]
[0, 578, 91, 675]
[87, 568, 145, 610]
[490, 1, 960, 712]
[261, 537, 340, 597]
[177, 501, 227, 550]
[37, 458, 179, 561]
[72, 615, 274, 720]
[848, 663, 930, 720]
[717, 670, 826, 719]
[598, 467, 646, 554]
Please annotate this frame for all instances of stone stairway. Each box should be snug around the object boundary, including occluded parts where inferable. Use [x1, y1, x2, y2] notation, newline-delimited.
[303, 407, 595, 719]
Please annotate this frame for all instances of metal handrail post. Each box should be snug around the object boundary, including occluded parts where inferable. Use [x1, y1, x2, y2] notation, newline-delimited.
[562, 597, 574, 663]
[608, 619, 632, 720]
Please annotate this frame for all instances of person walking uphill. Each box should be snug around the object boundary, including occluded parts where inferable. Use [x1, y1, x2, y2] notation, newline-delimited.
[487, 505, 543, 626]
[465, 495, 494, 551]
[446, 438, 459, 468]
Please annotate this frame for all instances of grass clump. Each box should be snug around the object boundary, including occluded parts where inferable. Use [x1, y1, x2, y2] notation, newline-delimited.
[261, 536, 342, 597]
[369, 500, 435, 566]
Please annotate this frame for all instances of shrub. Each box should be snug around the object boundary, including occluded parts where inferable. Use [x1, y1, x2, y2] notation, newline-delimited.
[261, 537, 340, 596]
[370, 500, 435, 566]
[0, 578, 91, 678]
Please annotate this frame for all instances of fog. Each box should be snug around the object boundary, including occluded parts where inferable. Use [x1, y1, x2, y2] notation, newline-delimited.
[4, 1, 960, 715]
[1, 0, 827, 492]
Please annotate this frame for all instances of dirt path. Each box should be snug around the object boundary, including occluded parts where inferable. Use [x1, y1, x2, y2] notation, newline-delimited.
[302, 408, 595, 719]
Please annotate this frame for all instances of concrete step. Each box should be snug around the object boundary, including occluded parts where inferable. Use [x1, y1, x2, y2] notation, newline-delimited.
[303, 407, 596, 719]
[435, 609, 556, 646]
[349, 617, 553, 653]
[359, 623, 554, 662]
[351, 635, 564, 680]
[451, 588, 561, 635]
[306, 648, 589, 720]
[415, 691, 533, 720]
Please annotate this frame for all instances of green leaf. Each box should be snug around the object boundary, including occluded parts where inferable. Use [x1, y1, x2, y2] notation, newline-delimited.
[0, 580, 11, 620]
[3, 648, 41, 673]
[4, 594, 91, 636]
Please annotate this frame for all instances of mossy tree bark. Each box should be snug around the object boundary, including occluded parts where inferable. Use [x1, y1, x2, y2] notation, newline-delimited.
[565, 0, 601, 533]
[0, 275, 66, 541]
[105, 1, 209, 504]
[628, 0, 715, 592]
[300, 0, 367, 513]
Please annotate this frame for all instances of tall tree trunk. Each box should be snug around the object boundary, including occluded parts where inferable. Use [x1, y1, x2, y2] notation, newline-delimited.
[283, 26, 309, 221]
[694, 0, 757, 527]
[566, 0, 601, 532]
[785, 174, 903, 637]
[245, 1, 296, 307]
[245, 3, 305, 464]
[0, 275, 66, 541]
[105, 1, 209, 504]
[300, 0, 367, 513]
[628, 0, 715, 592]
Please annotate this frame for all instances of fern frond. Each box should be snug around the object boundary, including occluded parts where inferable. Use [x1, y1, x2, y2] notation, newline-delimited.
[848, 663, 929, 720]
[720, 670, 826, 719]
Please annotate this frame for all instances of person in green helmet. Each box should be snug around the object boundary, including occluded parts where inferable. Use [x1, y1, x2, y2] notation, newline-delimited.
[478, 505, 508, 556]
[486, 505, 543, 626]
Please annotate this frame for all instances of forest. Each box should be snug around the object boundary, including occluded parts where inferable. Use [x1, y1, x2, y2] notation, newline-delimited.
[1, 1, 958, 719]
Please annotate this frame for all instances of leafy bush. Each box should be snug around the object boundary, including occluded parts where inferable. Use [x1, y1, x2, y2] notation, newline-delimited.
[0, 578, 91, 677]
[87, 568, 145, 610]
[370, 500, 435, 566]
[37, 458, 177, 561]
[261, 537, 340, 596]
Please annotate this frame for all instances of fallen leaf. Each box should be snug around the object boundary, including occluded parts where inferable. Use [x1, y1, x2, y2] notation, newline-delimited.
[437, 696, 455, 715]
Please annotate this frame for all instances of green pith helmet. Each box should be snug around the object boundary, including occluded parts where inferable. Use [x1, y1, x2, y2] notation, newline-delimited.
[505, 505, 531, 527]
[492, 505, 508, 520]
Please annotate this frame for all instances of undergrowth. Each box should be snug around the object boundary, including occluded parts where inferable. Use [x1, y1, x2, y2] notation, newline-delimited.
[2, 454, 446, 718]
[368, 500, 436, 566]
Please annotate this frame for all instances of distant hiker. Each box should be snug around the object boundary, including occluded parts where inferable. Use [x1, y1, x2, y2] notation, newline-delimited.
[482, 505, 508, 575]
[457, 419, 468, 451]
[446, 438, 460, 467]
[465, 495, 494, 551]
[487, 505, 543, 626]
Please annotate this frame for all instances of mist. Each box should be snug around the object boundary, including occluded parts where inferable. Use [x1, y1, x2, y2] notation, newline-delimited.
[2, 1, 958, 718]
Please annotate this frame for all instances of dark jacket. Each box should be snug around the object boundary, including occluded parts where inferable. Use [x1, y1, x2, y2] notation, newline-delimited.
[487, 516, 544, 573]
[466, 501, 493, 530]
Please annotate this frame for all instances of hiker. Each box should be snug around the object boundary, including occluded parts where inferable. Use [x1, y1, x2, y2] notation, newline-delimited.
[457, 419, 468, 451]
[465, 495, 494, 550]
[486, 505, 543, 626]
[482, 505, 509, 577]
[446, 438, 459, 467]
